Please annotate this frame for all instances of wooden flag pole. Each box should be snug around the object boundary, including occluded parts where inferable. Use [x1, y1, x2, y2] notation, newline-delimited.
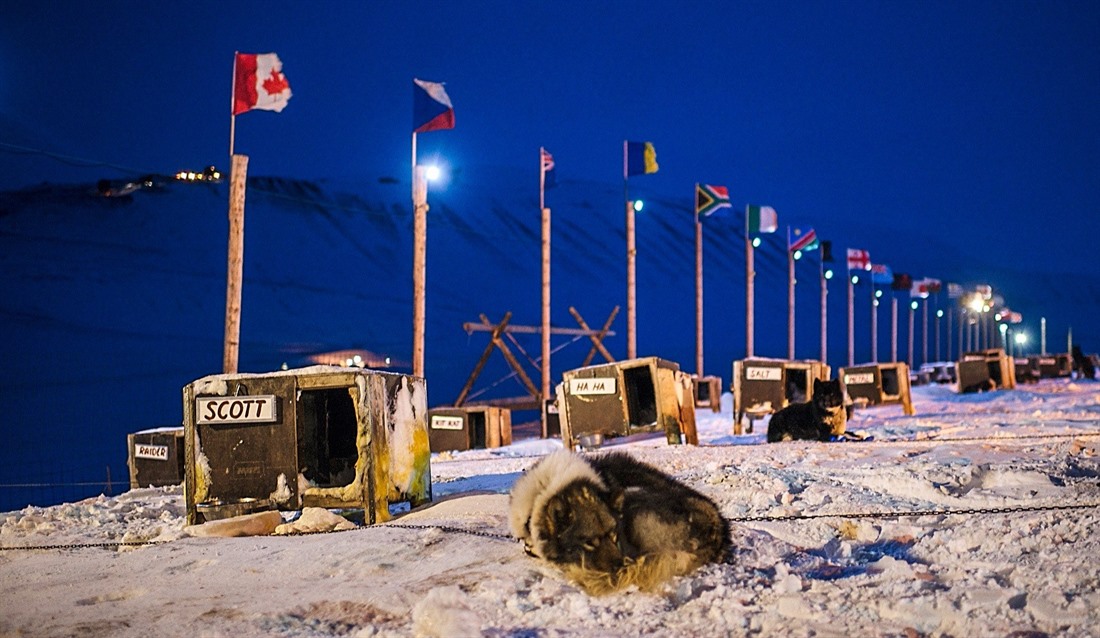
[411, 132, 427, 378]
[745, 205, 754, 359]
[695, 185, 704, 376]
[623, 142, 637, 360]
[787, 228, 795, 361]
[871, 283, 879, 363]
[908, 301, 916, 367]
[922, 299, 929, 366]
[819, 257, 828, 365]
[540, 149, 551, 411]
[223, 153, 249, 374]
[849, 275, 856, 366]
[891, 295, 899, 362]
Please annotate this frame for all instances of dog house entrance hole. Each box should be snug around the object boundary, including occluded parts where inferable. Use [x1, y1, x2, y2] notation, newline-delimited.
[987, 361, 1005, 386]
[785, 368, 809, 403]
[298, 388, 358, 488]
[468, 411, 487, 448]
[623, 366, 658, 427]
[881, 368, 901, 397]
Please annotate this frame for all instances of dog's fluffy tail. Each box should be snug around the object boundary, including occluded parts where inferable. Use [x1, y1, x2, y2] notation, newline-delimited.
[563, 551, 704, 595]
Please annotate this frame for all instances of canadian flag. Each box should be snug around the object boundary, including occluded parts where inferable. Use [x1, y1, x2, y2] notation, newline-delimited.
[846, 248, 871, 271]
[233, 53, 292, 115]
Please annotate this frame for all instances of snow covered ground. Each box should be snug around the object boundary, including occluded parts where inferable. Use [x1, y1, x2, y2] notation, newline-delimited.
[2, 380, 1099, 637]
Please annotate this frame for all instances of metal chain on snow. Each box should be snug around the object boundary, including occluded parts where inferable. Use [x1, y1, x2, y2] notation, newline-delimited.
[0, 539, 172, 552]
[730, 501, 1100, 523]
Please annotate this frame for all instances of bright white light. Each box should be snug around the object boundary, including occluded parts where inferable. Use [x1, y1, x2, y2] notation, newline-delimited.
[967, 295, 984, 312]
[851, 275, 859, 285]
[632, 200, 644, 212]
[423, 165, 442, 181]
[994, 313, 1002, 321]
[793, 250, 802, 260]
[875, 289, 883, 298]
[937, 309, 944, 318]
[910, 301, 919, 310]
[999, 323, 1008, 335]
[1014, 332, 1028, 345]
[752, 237, 761, 248]
[824, 269, 834, 280]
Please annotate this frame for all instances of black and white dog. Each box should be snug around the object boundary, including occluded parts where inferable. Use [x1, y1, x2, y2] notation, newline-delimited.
[509, 450, 730, 594]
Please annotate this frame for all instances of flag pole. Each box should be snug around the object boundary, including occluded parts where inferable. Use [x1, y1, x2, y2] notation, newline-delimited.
[229, 52, 238, 157]
[540, 149, 551, 425]
[745, 205, 754, 359]
[412, 131, 427, 378]
[819, 251, 827, 365]
[922, 298, 929, 366]
[623, 141, 637, 360]
[891, 294, 899, 362]
[847, 263, 855, 367]
[787, 226, 795, 360]
[695, 184, 704, 376]
[871, 281, 878, 362]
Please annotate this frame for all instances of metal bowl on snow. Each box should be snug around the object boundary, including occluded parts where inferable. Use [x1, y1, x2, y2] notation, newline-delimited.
[195, 497, 274, 521]
[578, 433, 604, 450]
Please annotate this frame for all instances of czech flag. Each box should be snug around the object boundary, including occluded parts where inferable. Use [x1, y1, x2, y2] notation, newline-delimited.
[413, 79, 455, 133]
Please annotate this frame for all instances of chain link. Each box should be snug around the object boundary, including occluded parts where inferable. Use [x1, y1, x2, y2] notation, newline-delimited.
[731, 501, 1100, 523]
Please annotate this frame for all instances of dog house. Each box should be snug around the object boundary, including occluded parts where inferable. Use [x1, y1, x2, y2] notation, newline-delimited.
[692, 375, 723, 414]
[1015, 357, 1040, 384]
[127, 427, 185, 489]
[428, 406, 512, 452]
[556, 356, 697, 450]
[182, 365, 431, 525]
[918, 362, 957, 384]
[1032, 354, 1072, 379]
[957, 349, 1016, 393]
[840, 363, 914, 415]
[732, 358, 831, 434]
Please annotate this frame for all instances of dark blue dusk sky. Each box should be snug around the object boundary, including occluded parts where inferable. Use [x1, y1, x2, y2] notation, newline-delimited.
[2, 1, 1098, 270]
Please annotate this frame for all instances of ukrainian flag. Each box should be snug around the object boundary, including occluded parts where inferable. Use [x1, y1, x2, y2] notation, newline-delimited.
[625, 141, 658, 177]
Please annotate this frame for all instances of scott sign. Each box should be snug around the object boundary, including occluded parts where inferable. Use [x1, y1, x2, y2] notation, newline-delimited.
[196, 395, 278, 425]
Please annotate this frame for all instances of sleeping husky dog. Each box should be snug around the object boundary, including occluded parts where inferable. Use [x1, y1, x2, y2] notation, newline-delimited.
[766, 378, 847, 442]
[509, 450, 730, 594]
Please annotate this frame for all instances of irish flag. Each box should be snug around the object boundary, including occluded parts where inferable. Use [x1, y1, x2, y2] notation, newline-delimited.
[233, 53, 292, 115]
[746, 205, 778, 234]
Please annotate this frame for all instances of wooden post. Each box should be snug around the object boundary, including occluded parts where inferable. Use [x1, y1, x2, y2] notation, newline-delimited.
[787, 246, 795, 360]
[455, 313, 512, 406]
[626, 199, 637, 359]
[871, 285, 878, 363]
[695, 213, 704, 376]
[922, 300, 929, 366]
[908, 303, 916, 368]
[222, 153, 248, 374]
[746, 225, 754, 358]
[891, 296, 898, 362]
[847, 274, 855, 367]
[412, 166, 428, 378]
[819, 261, 828, 365]
[541, 206, 551, 403]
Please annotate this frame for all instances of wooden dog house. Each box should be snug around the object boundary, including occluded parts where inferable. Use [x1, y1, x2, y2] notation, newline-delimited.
[183, 366, 432, 525]
[731, 358, 831, 434]
[557, 357, 697, 450]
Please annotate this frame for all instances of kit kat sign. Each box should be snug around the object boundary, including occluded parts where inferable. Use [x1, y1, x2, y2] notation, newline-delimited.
[196, 395, 278, 425]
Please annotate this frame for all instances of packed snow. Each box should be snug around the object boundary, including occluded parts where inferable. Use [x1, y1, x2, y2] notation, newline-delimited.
[2, 380, 1099, 637]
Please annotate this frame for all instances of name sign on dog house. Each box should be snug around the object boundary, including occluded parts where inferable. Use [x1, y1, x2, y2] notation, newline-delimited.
[745, 367, 783, 381]
[134, 444, 169, 461]
[568, 377, 617, 395]
[431, 415, 464, 430]
[844, 372, 875, 386]
[196, 395, 278, 425]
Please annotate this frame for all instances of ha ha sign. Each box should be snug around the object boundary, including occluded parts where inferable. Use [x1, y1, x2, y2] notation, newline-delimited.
[196, 395, 278, 425]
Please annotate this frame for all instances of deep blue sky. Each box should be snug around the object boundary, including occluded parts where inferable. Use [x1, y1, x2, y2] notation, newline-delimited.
[2, 1, 1098, 270]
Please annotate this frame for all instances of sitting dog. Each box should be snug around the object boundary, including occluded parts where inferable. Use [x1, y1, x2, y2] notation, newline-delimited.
[509, 450, 730, 594]
[766, 378, 847, 442]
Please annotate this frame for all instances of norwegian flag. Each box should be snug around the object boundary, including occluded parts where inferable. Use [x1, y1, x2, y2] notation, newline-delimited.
[846, 248, 871, 271]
